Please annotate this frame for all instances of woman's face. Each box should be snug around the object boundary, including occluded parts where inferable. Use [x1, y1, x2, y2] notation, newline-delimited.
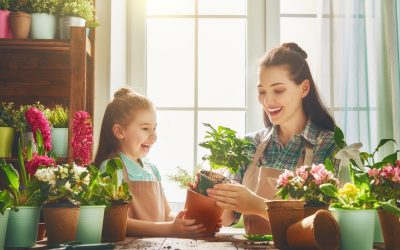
[114, 108, 158, 160]
[257, 65, 309, 126]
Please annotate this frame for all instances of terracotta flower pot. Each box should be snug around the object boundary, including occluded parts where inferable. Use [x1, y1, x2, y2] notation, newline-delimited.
[287, 210, 340, 250]
[266, 200, 304, 249]
[378, 210, 400, 250]
[9, 11, 31, 39]
[102, 205, 129, 242]
[197, 170, 230, 196]
[43, 207, 80, 245]
[184, 188, 224, 236]
[304, 203, 329, 218]
[36, 222, 46, 241]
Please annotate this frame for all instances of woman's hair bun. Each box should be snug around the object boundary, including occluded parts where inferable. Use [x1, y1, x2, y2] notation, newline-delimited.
[114, 88, 134, 99]
[282, 42, 308, 59]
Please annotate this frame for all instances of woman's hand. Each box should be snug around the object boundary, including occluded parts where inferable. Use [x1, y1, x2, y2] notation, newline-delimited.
[169, 210, 206, 237]
[207, 183, 268, 219]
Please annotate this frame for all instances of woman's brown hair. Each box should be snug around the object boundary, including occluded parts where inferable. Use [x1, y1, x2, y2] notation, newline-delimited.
[94, 88, 153, 167]
[259, 43, 335, 131]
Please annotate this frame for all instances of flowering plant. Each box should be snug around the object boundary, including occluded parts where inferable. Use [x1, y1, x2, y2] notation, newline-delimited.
[12, 102, 46, 132]
[76, 165, 106, 206]
[35, 163, 90, 207]
[0, 102, 15, 127]
[25, 107, 52, 152]
[275, 163, 338, 206]
[71, 111, 93, 166]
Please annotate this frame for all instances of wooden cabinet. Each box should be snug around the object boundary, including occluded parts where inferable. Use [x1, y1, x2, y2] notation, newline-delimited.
[0, 27, 95, 162]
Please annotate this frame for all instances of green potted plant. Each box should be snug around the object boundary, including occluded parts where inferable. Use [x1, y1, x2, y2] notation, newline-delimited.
[30, 0, 58, 39]
[35, 162, 90, 245]
[0, 102, 15, 158]
[198, 123, 253, 196]
[47, 105, 69, 157]
[0, 190, 13, 249]
[58, 0, 96, 39]
[100, 157, 132, 242]
[0, 0, 13, 38]
[320, 131, 400, 250]
[12, 102, 46, 154]
[275, 162, 339, 217]
[76, 165, 106, 244]
[9, 0, 32, 39]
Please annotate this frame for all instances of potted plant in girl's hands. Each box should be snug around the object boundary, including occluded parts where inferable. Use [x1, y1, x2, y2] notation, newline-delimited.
[9, 0, 32, 39]
[0, 102, 15, 158]
[0, 0, 12, 38]
[198, 123, 253, 196]
[58, 0, 97, 39]
[275, 162, 339, 217]
[100, 157, 132, 242]
[47, 105, 69, 157]
[0, 190, 13, 249]
[75, 165, 106, 244]
[30, 0, 58, 39]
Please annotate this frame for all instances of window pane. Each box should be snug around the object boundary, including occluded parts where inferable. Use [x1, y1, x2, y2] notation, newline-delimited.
[146, 0, 194, 15]
[148, 111, 194, 202]
[198, 19, 246, 108]
[280, 0, 318, 15]
[197, 111, 246, 166]
[147, 19, 194, 107]
[198, 0, 246, 15]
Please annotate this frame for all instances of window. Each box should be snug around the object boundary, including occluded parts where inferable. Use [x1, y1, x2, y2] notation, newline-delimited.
[130, 0, 265, 202]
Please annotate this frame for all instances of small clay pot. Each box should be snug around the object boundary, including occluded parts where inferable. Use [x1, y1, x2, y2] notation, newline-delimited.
[287, 210, 340, 250]
[43, 207, 80, 245]
[378, 209, 400, 250]
[266, 200, 304, 249]
[36, 222, 46, 241]
[304, 204, 329, 218]
[184, 188, 224, 236]
[197, 170, 230, 196]
[9, 11, 31, 39]
[102, 205, 129, 242]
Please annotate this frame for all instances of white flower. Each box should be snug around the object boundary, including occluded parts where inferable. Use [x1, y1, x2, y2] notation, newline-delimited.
[73, 165, 88, 181]
[65, 181, 71, 191]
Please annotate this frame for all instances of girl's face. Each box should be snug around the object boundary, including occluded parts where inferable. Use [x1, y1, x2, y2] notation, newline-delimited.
[114, 108, 157, 160]
[257, 65, 309, 126]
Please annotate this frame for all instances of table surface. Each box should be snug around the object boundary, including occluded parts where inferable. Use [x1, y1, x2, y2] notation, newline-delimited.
[32, 227, 387, 250]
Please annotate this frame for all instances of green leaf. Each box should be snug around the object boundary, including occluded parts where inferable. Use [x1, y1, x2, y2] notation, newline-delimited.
[0, 190, 13, 214]
[374, 139, 397, 155]
[381, 151, 400, 165]
[324, 158, 335, 173]
[319, 183, 338, 198]
[334, 126, 346, 148]
[380, 200, 400, 217]
[0, 160, 20, 195]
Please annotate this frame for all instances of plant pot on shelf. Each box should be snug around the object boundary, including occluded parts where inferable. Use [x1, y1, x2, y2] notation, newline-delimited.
[0, 10, 13, 38]
[37, 222, 46, 241]
[197, 170, 230, 196]
[30, 13, 56, 39]
[0, 208, 10, 249]
[20, 131, 37, 154]
[59, 16, 86, 39]
[9, 11, 31, 39]
[330, 208, 375, 250]
[0, 127, 14, 158]
[43, 207, 80, 245]
[5, 206, 40, 248]
[266, 200, 304, 249]
[287, 210, 340, 250]
[102, 205, 129, 242]
[378, 209, 400, 250]
[76, 205, 106, 244]
[304, 203, 329, 218]
[184, 188, 224, 236]
[51, 128, 68, 157]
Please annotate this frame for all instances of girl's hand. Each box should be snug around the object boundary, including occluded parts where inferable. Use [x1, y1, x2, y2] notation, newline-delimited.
[170, 210, 206, 237]
[207, 183, 268, 219]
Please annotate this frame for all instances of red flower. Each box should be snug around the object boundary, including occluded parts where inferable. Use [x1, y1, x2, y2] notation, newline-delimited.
[25, 107, 52, 151]
[71, 111, 93, 166]
[26, 154, 56, 176]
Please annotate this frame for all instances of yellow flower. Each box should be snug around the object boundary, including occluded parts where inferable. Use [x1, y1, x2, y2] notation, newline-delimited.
[339, 183, 359, 198]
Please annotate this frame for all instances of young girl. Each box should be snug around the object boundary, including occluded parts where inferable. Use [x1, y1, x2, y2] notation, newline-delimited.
[206, 43, 338, 234]
[94, 88, 207, 237]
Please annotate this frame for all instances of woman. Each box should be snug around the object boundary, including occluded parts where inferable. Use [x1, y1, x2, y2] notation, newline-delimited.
[206, 43, 337, 234]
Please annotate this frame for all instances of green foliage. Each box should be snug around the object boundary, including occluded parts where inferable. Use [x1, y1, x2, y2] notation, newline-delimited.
[0, 190, 13, 214]
[9, 0, 32, 12]
[76, 165, 106, 206]
[199, 123, 253, 174]
[30, 0, 58, 14]
[100, 158, 132, 207]
[47, 105, 68, 128]
[13, 102, 46, 132]
[0, 102, 15, 127]
[0, 0, 10, 11]
[58, 0, 95, 22]
[168, 166, 202, 189]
